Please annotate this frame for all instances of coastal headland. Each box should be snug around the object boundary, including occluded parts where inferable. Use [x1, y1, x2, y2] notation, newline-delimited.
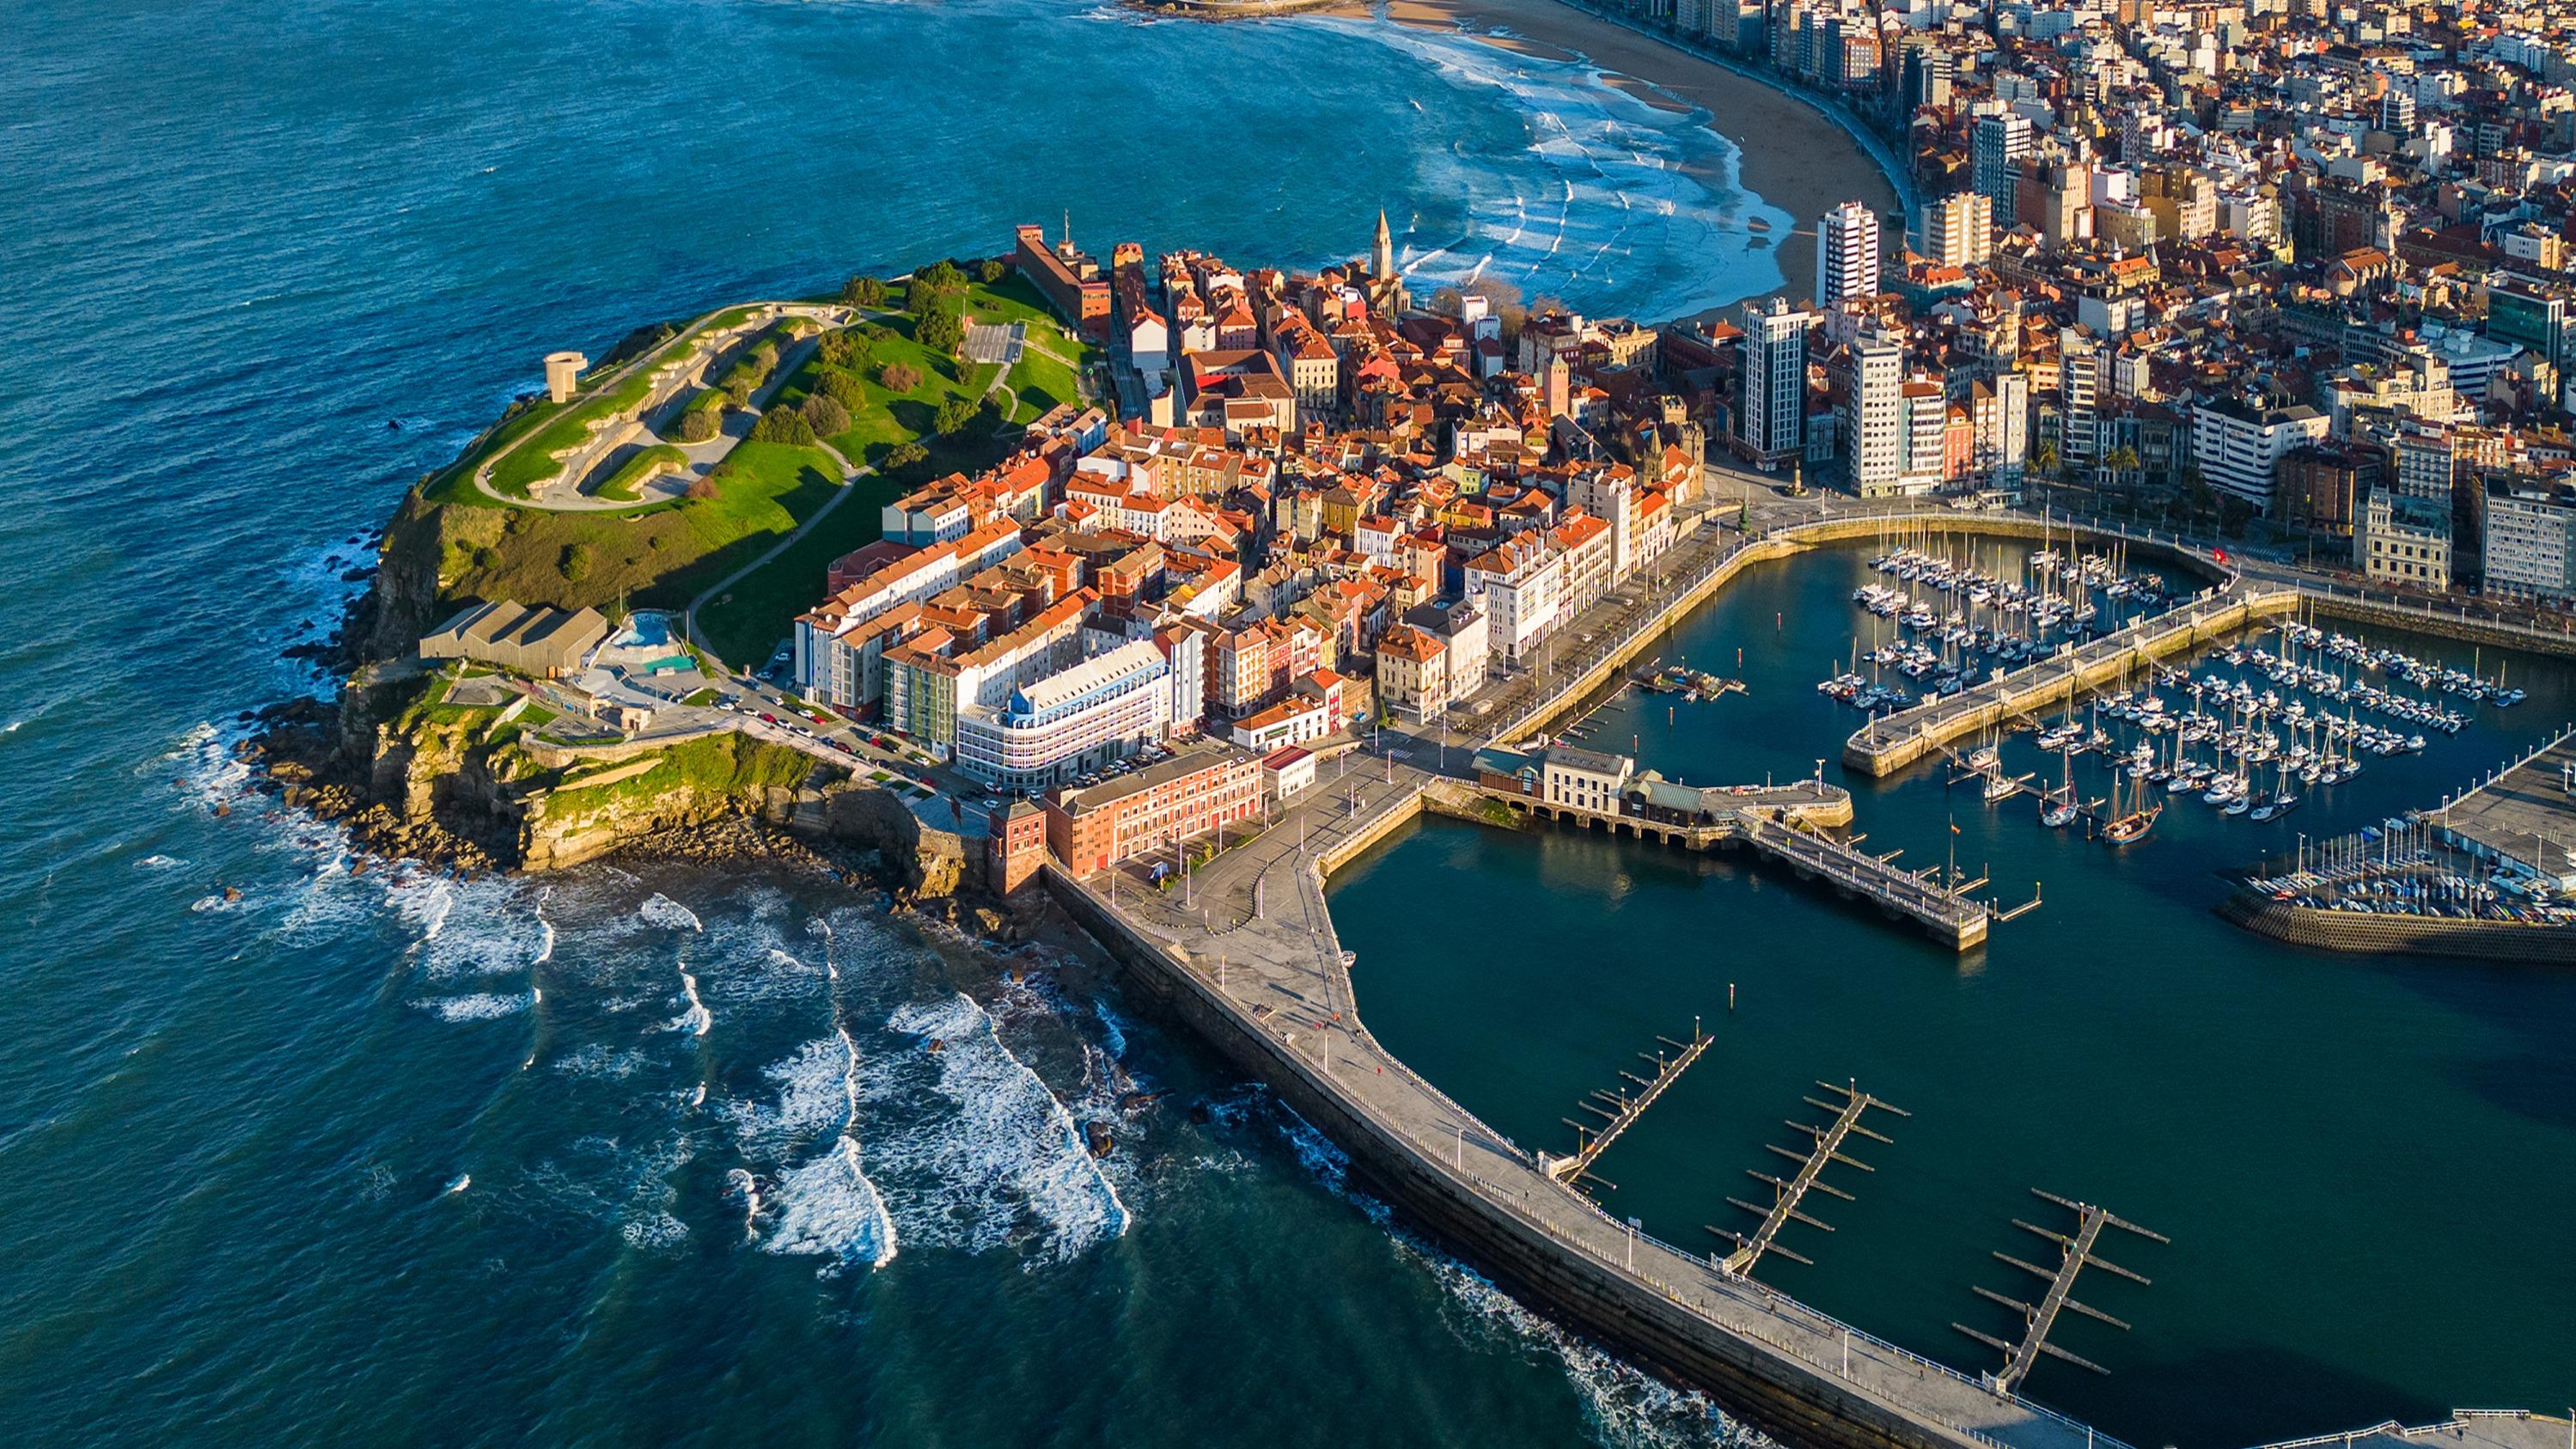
[262, 209, 2576, 1447]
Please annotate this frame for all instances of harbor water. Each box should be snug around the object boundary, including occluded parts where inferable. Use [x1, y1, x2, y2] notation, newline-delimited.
[1330, 540, 2576, 1446]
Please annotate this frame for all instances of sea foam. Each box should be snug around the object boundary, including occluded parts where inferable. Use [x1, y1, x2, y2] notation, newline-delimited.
[873, 993, 1130, 1264]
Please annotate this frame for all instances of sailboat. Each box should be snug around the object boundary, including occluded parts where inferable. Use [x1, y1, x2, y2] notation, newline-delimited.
[2103, 767, 2161, 846]
[2040, 749, 2079, 828]
[2251, 761, 2301, 822]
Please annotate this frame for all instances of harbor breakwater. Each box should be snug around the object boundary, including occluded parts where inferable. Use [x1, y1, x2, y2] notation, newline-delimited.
[1041, 504, 2576, 1445]
[1042, 847, 2108, 1449]
[2215, 892, 2576, 965]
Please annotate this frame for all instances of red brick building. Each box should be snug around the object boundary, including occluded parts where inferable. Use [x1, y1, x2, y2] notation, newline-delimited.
[985, 798, 1049, 896]
[1043, 743, 1263, 877]
[1014, 224, 1112, 339]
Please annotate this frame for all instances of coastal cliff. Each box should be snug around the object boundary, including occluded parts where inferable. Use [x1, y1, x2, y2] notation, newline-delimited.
[247, 665, 977, 901]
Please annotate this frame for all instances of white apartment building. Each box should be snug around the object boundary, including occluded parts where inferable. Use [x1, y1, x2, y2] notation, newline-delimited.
[1462, 531, 1565, 665]
[2191, 398, 2329, 513]
[1816, 199, 1880, 308]
[1847, 333, 1905, 496]
[1740, 298, 1810, 468]
[2482, 481, 2576, 602]
[952, 638, 1174, 791]
[795, 520, 1027, 709]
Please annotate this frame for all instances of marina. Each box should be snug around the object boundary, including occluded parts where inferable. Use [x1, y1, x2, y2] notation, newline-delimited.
[1324, 535, 2576, 1444]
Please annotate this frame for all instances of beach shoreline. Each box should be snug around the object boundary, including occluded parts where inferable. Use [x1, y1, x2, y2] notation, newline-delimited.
[1383, 0, 1904, 311]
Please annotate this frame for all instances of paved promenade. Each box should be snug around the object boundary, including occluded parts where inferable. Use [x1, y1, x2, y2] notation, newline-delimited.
[1074, 749, 2127, 1449]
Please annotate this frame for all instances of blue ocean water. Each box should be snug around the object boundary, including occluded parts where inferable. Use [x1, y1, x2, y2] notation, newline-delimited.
[0, 2, 1792, 1445]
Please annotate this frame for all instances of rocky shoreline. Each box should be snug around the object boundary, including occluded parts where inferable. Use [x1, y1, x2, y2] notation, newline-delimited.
[240, 562, 1030, 941]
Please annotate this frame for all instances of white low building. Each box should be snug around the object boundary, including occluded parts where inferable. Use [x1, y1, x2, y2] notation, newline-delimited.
[1540, 745, 1633, 815]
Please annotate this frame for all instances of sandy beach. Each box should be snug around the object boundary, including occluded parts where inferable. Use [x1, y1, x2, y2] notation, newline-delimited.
[1383, 0, 1902, 311]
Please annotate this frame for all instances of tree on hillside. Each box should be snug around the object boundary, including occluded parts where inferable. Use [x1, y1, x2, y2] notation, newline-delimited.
[915, 303, 965, 357]
[678, 406, 720, 444]
[1438, 276, 1527, 340]
[560, 543, 594, 584]
[817, 370, 867, 410]
[685, 474, 722, 501]
[884, 442, 929, 475]
[819, 327, 873, 370]
[978, 258, 1006, 284]
[880, 360, 922, 392]
[840, 275, 889, 308]
[751, 409, 816, 446]
[932, 397, 978, 436]
[906, 260, 968, 319]
[800, 391, 851, 438]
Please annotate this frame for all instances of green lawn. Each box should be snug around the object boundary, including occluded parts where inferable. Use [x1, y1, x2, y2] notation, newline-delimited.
[684, 287, 1095, 668]
[690, 426, 1022, 667]
[488, 367, 662, 498]
[795, 316, 988, 467]
[595, 444, 688, 502]
[543, 732, 821, 817]
[429, 439, 839, 624]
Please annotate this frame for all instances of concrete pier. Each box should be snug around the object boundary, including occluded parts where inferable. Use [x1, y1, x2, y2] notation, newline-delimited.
[1048, 759, 2123, 1449]
[2433, 724, 2576, 881]
[1840, 588, 2304, 778]
[1463, 780, 1988, 951]
[1030, 510, 2555, 1446]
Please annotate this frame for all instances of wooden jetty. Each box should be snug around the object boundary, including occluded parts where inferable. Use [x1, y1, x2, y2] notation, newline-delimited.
[1549, 1025, 1714, 1186]
[1954, 1189, 2165, 1393]
[1711, 1080, 1906, 1275]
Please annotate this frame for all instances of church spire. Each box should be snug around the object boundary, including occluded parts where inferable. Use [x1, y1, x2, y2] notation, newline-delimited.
[1373, 208, 1395, 281]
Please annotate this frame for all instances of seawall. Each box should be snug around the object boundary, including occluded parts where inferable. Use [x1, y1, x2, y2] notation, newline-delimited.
[2216, 891, 2576, 965]
[1507, 509, 2227, 749]
[1043, 858, 2049, 1449]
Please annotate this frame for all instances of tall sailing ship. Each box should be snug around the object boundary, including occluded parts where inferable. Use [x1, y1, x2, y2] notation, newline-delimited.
[2103, 765, 2162, 846]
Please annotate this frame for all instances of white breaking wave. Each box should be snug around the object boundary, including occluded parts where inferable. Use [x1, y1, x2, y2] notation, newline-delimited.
[138, 854, 186, 870]
[1434, 1255, 1768, 1449]
[741, 1016, 899, 1270]
[670, 967, 711, 1037]
[1332, 19, 1789, 322]
[421, 991, 535, 1022]
[533, 887, 556, 964]
[443, 1173, 471, 1196]
[1266, 1105, 1762, 1449]
[873, 993, 1129, 1264]
[763, 1137, 897, 1269]
[392, 873, 552, 981]
[638, 892, 703, 932]
[725, 1167, 764, 1241]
